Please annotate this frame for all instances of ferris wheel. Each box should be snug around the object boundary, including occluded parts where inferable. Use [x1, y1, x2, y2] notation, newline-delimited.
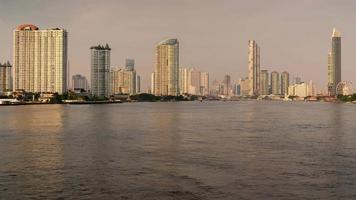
[336, 81, 353, 95]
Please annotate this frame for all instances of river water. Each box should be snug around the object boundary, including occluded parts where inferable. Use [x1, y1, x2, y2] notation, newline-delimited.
[1, 101, 356, 199]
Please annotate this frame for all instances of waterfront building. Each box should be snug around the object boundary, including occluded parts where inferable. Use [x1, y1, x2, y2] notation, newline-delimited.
[328, 28, 341, 96]
[233, 83, 241, 96]
[248, 40, 260, 96]
[307, 80, 317, 96]
[288, 82, 308, 98]
[154, 38, 179, 96]
[200, 72, 209, 96]
[150, 72, 155, 94]
[271, 71, 280, 95]
[281, 71, 290, 96]
[13, 24, 68, 94]
[0, 62, 12, 93]
[179, 68, 189, 94]
[72, 74, 88, 91]
[188, 68, 201, 95]
[136, 75, 141, 94]
[210, 79, 220, 96]
[110, 67, 136, 95]
[260, 70, 269, 95]
[90, 44, 111, 97]
[239, 77, 250, 96]
[223, 75, 231, 96]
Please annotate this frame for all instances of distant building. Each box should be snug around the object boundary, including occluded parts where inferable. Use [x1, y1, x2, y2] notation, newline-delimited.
[72, 74, 88, 91]
[281, 71, 290, 96]
[13, 24, 68, 94]
[271, 71, 280, 95]
[150, 72, 155, 94]
[125, 59, 135, 71]
[200, 72, 209, 96]
[0, 62, 12, 93]
[110, 67, 136, 95]
[223, 75, 231, 96]
[260, 70, 269, 95]
[328, 28, 342, 96]
[239, 77, 250, 96]
[248, 40, 260, 96]
[307, 80, 317, 96]
[288, 82, 308, 98]
[136, 75, 141, 94]
[154, 38, 179, 96]
[210, 79, 220, 96]
[90, 44, 111, 97]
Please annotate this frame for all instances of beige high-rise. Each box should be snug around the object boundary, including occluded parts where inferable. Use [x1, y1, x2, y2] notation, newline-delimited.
[13, 24, 68, 94]
[260, 70, 269, 95]
[281, 71, 290, 95]
[154, 39, 179, 96]
[271, 71, 280, 95]
[248, 40, 260, 96]
[110, 67, 136, 95]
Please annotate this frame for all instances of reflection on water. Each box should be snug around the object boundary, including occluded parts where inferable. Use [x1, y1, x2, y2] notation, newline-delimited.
[1, 101, 356, 199]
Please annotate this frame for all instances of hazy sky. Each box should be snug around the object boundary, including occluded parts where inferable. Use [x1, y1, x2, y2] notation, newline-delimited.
[0, 0, 355, 91]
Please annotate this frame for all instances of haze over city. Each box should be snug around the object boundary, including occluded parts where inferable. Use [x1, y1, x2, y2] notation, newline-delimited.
[0, 0, 355, 90]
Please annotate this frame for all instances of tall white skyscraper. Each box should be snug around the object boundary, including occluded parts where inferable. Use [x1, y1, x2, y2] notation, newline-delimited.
[0, 61, 12, 93]
[13, 24, 68, 94]
[154, 38, 179, 96]
[90, 44, 111, 97]
[248, 40, 260, 96]
[328, 28, 341, 96]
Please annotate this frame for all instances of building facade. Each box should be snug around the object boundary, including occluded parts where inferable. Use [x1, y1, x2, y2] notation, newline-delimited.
[90, 44, 111, 97]
[281, 71, 290, 96]
[200, 72, 209, 96]
[110, 67, 136, 95]
[136, 75, 141, 94]
[13, 24, 68, 94]
[271, 71, 280, 95]
[154, 38, 179, 96]
[328, 28, 341, 96]
[72, 74, 88, 91]
[248, 40, 260, 96]
[0, 62, 12, 93]
[260, 70, 269, 95]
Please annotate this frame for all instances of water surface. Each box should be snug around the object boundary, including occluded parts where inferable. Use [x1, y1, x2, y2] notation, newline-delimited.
[1, 101, 356, 199]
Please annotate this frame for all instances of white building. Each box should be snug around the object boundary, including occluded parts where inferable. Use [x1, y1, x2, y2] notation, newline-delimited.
[248, 40, 260, 96]
[13, 24, 68, 94]
[91, 44, 111, 97]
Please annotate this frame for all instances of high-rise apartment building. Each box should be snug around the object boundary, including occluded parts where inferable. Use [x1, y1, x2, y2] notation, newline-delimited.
[179, 68, 189, 94]
[13, 24, 68, 94]
[0, 62, 12, 93]
[110, 67, 136, 95]
[271, 71, 280, 95]
[281, 71, 290, 96]
[72, 74, 88, 91]
[90, 44, 111, 97]
[154, 38, 179, 96]
[328, 28, 341, 96]
[260, 70, 269, 95]
[248, 40, 260, 96]
[150, 72, 155, 94]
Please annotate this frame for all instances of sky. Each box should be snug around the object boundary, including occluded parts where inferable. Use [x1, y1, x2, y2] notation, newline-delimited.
[0, 0, 355, 92]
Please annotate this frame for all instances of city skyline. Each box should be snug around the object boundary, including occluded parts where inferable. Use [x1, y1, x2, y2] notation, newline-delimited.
[0, 0, 356, 90]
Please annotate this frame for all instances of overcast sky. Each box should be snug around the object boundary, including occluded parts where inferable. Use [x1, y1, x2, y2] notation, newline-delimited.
[0, 0, 355, 91]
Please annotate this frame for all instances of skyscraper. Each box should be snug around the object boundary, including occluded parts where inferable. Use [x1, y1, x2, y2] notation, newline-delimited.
[260, 70, 269, 95]
[223, 75, 231, 96]
[248, 40, 260, 96]
[150, 72, 155, 94]
[72, 74, 88, 91]
[154, 38, 179, 96]
[13, 24, 68, 94]
[0, 61, 12, 93]
[328, 28, 341, 96]
[271, 71, 280, 95]
[179, 68, 189, 94]
[281, 71, 290, 96]
[90, 44, 111, 97]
